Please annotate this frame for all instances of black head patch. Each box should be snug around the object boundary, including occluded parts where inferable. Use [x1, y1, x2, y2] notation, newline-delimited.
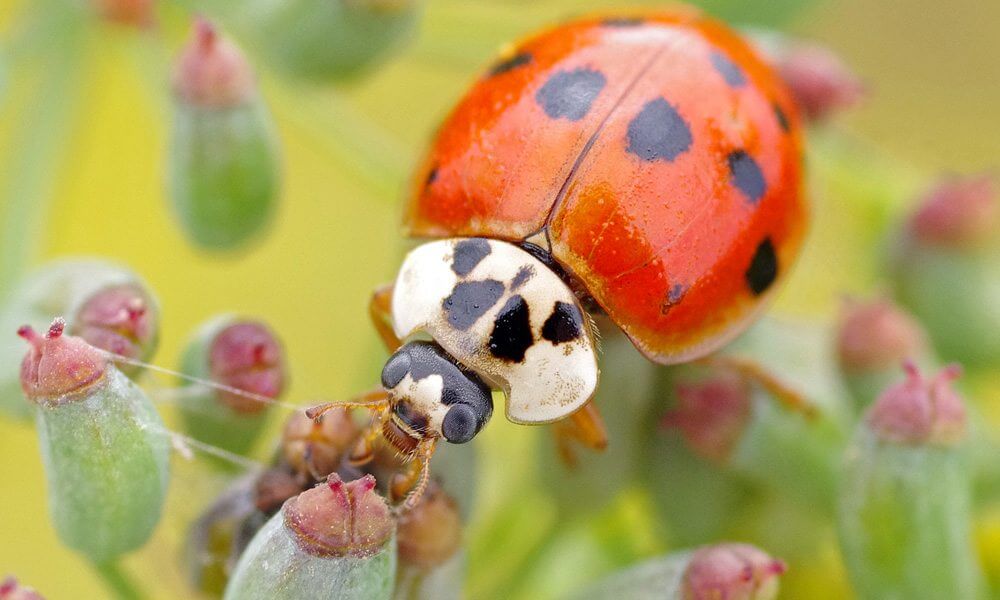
[710, 51, 747, 87]
[443, 279, 505, 330]
[745, 238, 778, 295]
[451, 238, 491, 277]
[535, 68, 607, 121]
[626, 98, 693, 162]
[488, 295, 534, 362]
[541, 301, 583, 344]
[488, 52, 532, 77]
[442, 403, 478, 444]
[727, 150, 766, 203]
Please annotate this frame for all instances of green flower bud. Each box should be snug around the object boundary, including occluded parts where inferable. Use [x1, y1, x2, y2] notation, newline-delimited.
[571, 543, 785, 600]
[0, 576, 45, 600]
[178, 316, 287, 458]
[19, 319, 170, 563]
[1, 260, 159, 420]
[837, 363, 985, 598]
[245, 0, 421, 82]
[890, 175, 1000, 368]
[169, 19, 280, 251]
[836, 297, 934, 411]
[224, 474, 396, 600]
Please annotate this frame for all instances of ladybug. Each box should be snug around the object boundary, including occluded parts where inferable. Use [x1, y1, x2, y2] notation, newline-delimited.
[310, 8, 807, 507]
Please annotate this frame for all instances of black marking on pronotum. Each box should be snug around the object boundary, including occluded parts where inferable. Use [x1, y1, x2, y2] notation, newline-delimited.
[489, 295, 534, 362]
[745, 238, 778, 295]
[488, 52, 532, 77]
[535, 68, 607, 121]
[710, 51, 747, 87]
[601, 16, 645, 27]
[443, 280, 505, 330]
[660, 283, 687, 314]
[511, 265, 535, 290]
[773, 103, 790, 132]
[451, 238, 491, 277]
[626, 98, 693, 162]
[541, 301, 583, 344]
[383, 342, 493, 443]
[727, 150, 767, 203]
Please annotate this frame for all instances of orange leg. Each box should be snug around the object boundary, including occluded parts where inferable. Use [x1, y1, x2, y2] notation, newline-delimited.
[390, 438, 437, 512]
[553, 399, 608, 467]
[369, 284, 402, 352]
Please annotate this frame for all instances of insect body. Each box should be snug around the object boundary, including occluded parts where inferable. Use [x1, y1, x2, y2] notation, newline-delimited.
[311, 9, 807, 507]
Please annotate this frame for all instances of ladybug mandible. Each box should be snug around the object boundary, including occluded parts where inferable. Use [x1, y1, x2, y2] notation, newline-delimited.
[310, 8, 807, 508]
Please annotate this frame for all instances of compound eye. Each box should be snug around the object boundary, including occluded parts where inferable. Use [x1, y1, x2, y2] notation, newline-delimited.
[381, 349, 411, 389]
[442, 404, 478, 444]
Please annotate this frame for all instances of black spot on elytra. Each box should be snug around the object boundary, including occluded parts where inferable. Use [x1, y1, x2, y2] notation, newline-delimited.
[451, 238, 491, 277]
[535, 68, 606, 121]
[489, 295, 534, 362]
[728, 150, 767, 203]
[660, 283, 687, 314]
[602, 16, 645, 27]
[488, 52, 532, 77]
[443, 280, 505, 330]
[626, 98, 693, 162]
[425, 167, 439, 188]
[442, 404, 478, 443]
[511, 265, 535, 290]
[710, 51, 746, 87]
[541, 301, 583, 344]
[773, 103, 790, 132]
[745, 238, 778, 295]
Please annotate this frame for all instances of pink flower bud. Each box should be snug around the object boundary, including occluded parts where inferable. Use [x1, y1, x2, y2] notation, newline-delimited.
[773, 41, 865, 122]
[283, 474, 394, 558]
[682, 543, 786, 600]
[209, 321, 285, 414]
[70, 283, 157, 366]
[660, 370, 752, 463]
[0, 576, 44, 600]
[18, 318, 109, 403]
[837, 298, 928, 372]
[397, 481, 462, 570]
[172, 19, 255, 108]
[867, 362, 966, 445]
[909, 174, 998, 248]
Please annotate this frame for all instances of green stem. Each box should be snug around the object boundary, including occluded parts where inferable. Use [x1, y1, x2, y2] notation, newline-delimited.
[93, 561, 145, 600]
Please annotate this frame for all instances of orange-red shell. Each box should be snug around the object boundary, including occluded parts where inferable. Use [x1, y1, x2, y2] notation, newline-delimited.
[404, 10, 807, 364]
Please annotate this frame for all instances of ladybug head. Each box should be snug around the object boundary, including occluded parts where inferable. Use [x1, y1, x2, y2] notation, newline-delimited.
[388, 238, 599, 428]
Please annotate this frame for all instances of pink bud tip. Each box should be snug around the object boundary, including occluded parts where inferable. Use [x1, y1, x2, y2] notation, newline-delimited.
[70, 284, 157, 365]
[683, 543, 785, 600]
[209, 320, 286, 414]
[283, 474, 394, 558]
[660, 369, 752, 463]
[1, 576, 44, 600]
[18, 319, 109, 402]
[837, 297, 928, 372]
[774, 41, 865, 123]
[867, 363, 967, 445]
[172, 18, 255, 107]
[909, 174, 998, 247]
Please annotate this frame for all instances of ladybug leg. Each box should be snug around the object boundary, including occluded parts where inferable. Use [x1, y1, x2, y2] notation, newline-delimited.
[305, 388, 392, 467]
[698, 355, 819, 418]
[390, 438, 437, 512]
[369, 284, 402, 352]
[553, 400, 608, 467]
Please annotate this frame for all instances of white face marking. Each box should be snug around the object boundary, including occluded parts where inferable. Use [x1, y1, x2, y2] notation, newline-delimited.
[388, 372, 450, 437]
[391, 238, 599, 424]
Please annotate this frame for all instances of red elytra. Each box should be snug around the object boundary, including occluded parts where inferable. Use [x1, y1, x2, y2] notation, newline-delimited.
[404, 10, 808, 364]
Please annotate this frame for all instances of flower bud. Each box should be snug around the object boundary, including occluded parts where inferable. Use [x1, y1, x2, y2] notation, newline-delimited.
[19, 320, 170, 562]
[838, 363, 984, 598]
[225, 474, 396, 599]
[169, 19, 280, 251]
[891, 175, 1000, 368]
[571, 543, 784, 600]
[178, 316, 287, 457]
[282, 407, 360, 482]
[254, 468, 304, 514]
[0, 260, 159, 420]
[660, 368, 752, 463]
[245, 0, 421, 82]
[836, 297, 932, 409]
[397, 481, 461, 570]
[0, 577, 44, 600]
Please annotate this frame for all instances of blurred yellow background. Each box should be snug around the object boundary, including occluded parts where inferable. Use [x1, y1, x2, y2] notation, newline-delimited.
[0, 0, 997, 598]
